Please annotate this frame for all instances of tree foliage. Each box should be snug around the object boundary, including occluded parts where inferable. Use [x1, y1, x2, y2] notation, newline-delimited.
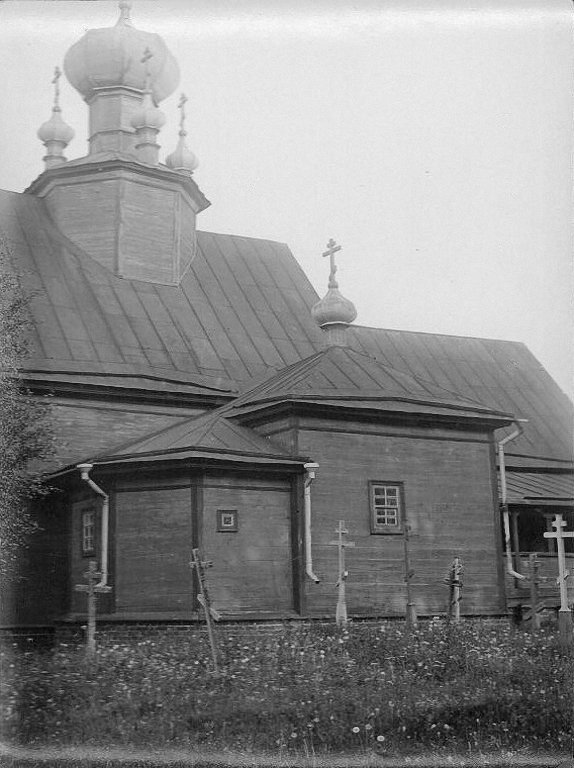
[0, 235, 54, 575]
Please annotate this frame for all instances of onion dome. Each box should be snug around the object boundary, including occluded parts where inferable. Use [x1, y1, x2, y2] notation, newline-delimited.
[312, 287, 357, 328]
[63, 1, 180, 104]
[311, 239, 357, 346]
[165, 93, 199, 173]
[37, 66, 75, 169]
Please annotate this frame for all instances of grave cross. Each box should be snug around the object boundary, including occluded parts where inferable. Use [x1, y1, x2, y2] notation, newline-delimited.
[190, 548, 221, 671]
[544, 514, 574, 612]
[322, 238, 342, 289]
[446, 556, 463, 623]
[74, 560, 111, 658]
[329, 520, 355, 626]
[544, 513, 574, 647]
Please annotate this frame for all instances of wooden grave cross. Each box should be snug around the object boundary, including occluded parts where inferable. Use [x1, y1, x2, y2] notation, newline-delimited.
[544, 513, 574, 613]
[190, 547, 221, 671]
[446, 556, 464, 623]
[74, 560, 111, 658]
[329, 520, 355, 627]
[322, 238, 343, 289]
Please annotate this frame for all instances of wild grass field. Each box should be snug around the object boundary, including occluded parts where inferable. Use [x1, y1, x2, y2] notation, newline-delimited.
[1, 619, 572, 758]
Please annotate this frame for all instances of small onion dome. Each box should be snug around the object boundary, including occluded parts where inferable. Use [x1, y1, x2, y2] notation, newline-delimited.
[130, 92, 165, 131]
[37, 107, 75, 145]
[165, 132, 199, 173]
[63, 3, 180, 104]
[311, 287, 357, 328]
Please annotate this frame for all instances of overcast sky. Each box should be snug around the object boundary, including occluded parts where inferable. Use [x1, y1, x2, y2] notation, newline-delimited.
[0, 0, 572, 399]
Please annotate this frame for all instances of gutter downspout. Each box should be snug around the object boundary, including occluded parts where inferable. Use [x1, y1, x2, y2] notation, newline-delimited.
[497, 420, 528, 582]
[304, 462, 321, 583]
[77, 463, 109, 588]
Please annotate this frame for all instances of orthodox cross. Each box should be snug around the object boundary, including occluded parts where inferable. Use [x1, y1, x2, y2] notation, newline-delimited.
[322, 238, 342, 289]
[74, 560, 112, 658]
[329, 520, 355, 627]
[190, 548, 220, 671]
[178, 93, 188, 135]
[141, 47, 153, 92]
[52, 66, 62, 110]
[118, 0, 132, 25]
[544, 513, 574, 613]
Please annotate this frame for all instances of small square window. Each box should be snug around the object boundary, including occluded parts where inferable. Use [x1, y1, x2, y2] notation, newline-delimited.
[82, 509, 96, 554]
[369, 482, 404, 534]
[217, 509, 238, 532]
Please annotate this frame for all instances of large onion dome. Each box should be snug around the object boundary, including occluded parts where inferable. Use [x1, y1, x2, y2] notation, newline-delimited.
[63, 1, 180, 104]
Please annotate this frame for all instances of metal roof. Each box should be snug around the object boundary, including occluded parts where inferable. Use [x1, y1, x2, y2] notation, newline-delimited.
[505, 471, 574, 506]
[1, 188, 572, 464]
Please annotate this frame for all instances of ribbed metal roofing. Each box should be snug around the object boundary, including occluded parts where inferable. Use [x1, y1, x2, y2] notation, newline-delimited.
[505, 471, 574, 506]
[1, 188, 572, 464]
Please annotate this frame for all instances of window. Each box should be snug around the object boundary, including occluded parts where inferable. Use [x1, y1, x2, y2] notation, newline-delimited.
[82, 508, 96, 555]
[369, 482, 404, 534]
[217, 509, 238, 532]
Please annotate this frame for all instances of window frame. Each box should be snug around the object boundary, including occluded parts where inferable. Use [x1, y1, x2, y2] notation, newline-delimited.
[369, 481, 405, 535]
[217, 509, 239, 533]
[81, 507, 97, 556]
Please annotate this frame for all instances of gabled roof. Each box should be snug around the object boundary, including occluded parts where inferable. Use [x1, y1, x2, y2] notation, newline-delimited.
[1, 187, 572, 464]
[227, 344, 513, 425]
[85, 410, 307, 468]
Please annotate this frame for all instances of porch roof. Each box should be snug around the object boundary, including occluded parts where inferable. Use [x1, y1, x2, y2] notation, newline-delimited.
[506, 471, 574, 506]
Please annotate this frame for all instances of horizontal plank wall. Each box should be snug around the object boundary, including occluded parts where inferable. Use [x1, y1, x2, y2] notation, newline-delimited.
[298, 418, 504, 617]
[114, 486, 194, 614]
[51, 400, 202, 466]
[201, 475, 294, 615]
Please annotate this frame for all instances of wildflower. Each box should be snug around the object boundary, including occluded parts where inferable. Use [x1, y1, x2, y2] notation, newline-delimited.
[377, 735, 385, 742]
[365, 724, 373, 731]
[352, 726, 360, 733]
[291, 732, 297, 739]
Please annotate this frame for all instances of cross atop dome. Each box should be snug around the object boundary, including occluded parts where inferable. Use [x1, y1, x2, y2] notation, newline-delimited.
[311, 238, 357, 347]
[117, 0, 133, 26]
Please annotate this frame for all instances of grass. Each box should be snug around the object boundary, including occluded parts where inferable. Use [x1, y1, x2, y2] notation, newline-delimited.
[0, 619, 572, 759]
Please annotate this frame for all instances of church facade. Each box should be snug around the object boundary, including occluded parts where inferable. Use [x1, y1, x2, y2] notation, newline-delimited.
[1, 3, 573, 629]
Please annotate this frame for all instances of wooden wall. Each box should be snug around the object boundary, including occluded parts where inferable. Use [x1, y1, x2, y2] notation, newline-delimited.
[297, 417, 504, 617]
[114, 485, 194, 614]
[51, 399, 202, 466]
[200, 475, 294, 615]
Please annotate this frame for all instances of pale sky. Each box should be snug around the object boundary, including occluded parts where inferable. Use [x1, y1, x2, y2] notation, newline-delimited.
[0, 0, 572, 399]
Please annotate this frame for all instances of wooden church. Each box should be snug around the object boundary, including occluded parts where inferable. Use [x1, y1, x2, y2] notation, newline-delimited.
[1, 2, 573, 629]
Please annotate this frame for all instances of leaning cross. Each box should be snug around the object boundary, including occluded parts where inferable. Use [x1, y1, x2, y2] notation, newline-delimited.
[329, 520, 355, 627]
[190, 548, 221, 671]
[544, 514, 574, 613]
[322, 238, 342, 289]
[74, 560, 111, 658]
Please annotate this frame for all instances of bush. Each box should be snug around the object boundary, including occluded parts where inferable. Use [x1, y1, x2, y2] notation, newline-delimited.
[1, 619, 572, 755]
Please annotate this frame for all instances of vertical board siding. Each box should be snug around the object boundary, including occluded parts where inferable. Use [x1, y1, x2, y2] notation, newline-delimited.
[115, 487, 193, 613]
[298, 422, 503, 617]
[202, 479, 293, 614]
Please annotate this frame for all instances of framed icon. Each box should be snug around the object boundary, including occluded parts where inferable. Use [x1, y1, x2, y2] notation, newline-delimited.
[217, 509, 238, 532]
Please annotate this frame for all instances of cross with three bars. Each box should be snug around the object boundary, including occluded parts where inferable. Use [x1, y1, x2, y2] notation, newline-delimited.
[544, 513, 574, 613]
[74, 560, 111, 657]
[329, 520, 355, 626]
[322, 238, 342, 289]
[190, 548, 221, 671]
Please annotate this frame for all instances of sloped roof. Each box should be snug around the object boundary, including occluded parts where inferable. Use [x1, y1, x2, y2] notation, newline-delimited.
[505, 471, 574, 506]
[228, 344, 513, 424]
[1, 187, 572, 463]
[86, 410, 306, 468]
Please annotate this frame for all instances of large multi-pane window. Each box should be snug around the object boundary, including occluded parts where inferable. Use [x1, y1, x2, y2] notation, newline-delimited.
[369, 482, 404, 534]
